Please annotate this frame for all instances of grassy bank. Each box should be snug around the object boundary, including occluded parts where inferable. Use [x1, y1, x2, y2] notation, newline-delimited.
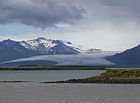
[0, 66, 105, 70]
[88, 69, 140, 80]
[48, 69, 140, 84]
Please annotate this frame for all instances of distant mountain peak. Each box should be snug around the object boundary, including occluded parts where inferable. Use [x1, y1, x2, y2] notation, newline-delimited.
[86, 49, 102, 53]
[1, 39, 19, 46]
[28, 37, 50, 43]
[37, 37, 46, 40]
[2, 39, 15, 43]
[35, 37, 48, 41]
[20, 37, 85, 55]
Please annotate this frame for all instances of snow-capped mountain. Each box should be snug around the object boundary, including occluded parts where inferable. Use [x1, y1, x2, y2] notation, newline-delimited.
[21, 37, 56, 54]
[0, 37, 101, 63]
[20, 37, 81, 55]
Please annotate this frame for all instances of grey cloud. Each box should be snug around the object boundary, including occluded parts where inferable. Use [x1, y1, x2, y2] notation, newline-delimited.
[74, 0, 140, 23]
[100, 0, 140, 7]
[1, 0, 140, 28]
[0, 0, 85, 28]
[99, 0, 140, 21]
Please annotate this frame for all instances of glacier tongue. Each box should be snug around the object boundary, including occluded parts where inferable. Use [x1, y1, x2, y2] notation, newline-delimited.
[1, 52, 116, 66]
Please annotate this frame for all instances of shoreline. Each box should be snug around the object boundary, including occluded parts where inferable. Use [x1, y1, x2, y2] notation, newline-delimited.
[44, 69, 140, 84]
[43, 78, 140, 84]
[0, 66, 106, 70]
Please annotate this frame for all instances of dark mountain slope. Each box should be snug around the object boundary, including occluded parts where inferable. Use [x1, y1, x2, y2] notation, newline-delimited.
[0, 39, 37, 63]
[107, 45, 140, 66]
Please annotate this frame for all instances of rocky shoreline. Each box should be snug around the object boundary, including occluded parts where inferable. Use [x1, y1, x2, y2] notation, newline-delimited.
[44, 69, 140, 84]
[45, 78, 140, 84]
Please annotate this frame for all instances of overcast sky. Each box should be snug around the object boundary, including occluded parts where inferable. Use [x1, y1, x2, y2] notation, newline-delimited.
[0, 0, 140, 51]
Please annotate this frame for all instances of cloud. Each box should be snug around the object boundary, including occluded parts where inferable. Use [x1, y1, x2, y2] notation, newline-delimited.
[1, 0, 140, 29]
[73, 0, 140, 23]
[1, 0, 140, 51]
[0, 0, 85, 28]
[98, 0, 140, 22]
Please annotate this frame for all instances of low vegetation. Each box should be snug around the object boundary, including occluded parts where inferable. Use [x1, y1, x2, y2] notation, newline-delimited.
[48, 69, 140, 84]
[0, 66, 105, 70]
[91, 69, 140, 79]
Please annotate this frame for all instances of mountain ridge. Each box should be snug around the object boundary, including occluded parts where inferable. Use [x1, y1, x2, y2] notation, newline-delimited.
[0, 37, 101, 63]
[107, 44, 140, 66]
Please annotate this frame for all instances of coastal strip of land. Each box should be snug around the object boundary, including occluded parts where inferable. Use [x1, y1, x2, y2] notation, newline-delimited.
[0, 66, 105, 70]
[45, 69, 140, 84]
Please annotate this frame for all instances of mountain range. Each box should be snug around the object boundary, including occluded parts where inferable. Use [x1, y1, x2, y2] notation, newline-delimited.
[0, 37, 140, 67]
[0, 37, 101, 63]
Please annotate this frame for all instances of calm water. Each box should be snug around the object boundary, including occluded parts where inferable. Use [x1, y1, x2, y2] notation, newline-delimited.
[0, 70, 105, 82]
[0, 70, 140, 103]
